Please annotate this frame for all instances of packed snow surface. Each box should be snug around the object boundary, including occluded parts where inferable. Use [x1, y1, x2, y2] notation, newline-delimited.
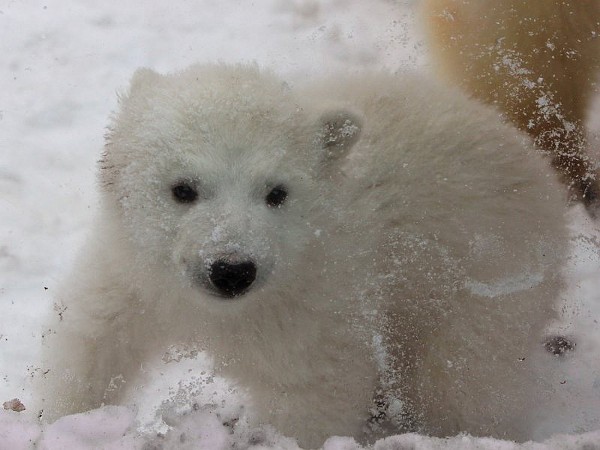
[1, 0, 600, 448]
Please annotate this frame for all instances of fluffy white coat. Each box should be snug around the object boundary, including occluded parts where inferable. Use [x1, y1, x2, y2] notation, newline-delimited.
[38, 65, 568, 448]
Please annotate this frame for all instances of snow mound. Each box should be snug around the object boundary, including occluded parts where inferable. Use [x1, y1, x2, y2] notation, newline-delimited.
[3, 406, 600, 450]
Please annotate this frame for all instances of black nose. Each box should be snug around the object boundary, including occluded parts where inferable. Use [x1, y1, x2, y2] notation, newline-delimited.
[208, 260, 257, 297]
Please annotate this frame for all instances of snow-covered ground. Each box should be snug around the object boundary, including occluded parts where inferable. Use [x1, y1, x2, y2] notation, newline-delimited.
[1, 0, 600, 448]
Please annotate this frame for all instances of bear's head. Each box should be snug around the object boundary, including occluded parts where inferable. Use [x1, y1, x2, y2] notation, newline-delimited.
[100, 65, 362, 306]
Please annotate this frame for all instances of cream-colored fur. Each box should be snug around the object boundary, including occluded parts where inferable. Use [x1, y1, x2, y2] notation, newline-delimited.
[421, 0, 600, 212]
[38, 65, 568, 448]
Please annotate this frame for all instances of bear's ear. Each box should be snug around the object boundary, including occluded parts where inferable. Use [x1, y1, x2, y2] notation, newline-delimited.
[100, 69, 162, 192]
[316, 110, 362, 162]
[127, 68, 162, 99]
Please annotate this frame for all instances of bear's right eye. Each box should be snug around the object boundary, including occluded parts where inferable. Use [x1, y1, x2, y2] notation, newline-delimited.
[172, 182, 198, 203]
[265, 185, 288, 208]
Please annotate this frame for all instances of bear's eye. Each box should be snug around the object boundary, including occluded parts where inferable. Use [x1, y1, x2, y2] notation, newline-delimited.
[265, 185, 288, 208]
[172, 182, 198, 204]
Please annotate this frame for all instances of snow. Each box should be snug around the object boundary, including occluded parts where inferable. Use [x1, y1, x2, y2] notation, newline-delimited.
[3, 405, 600, 450]
[1, 0, 600, 448]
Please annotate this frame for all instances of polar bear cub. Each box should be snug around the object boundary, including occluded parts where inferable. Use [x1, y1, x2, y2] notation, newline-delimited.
[38, 64, 568, 448]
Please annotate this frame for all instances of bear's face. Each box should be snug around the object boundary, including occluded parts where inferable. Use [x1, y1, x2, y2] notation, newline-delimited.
[101, 66, 361, 304]
[124, 145, 316, 300]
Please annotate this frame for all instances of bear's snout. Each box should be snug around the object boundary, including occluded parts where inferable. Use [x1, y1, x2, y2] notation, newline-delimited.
[208, 259, 257, 298]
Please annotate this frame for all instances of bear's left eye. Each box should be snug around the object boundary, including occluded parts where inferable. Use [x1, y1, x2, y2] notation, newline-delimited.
[172, 182, 198, 203]
[265, 185, 288, 208]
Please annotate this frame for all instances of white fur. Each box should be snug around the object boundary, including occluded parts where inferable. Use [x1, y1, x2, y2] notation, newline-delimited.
[38, 65, 568, 448]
